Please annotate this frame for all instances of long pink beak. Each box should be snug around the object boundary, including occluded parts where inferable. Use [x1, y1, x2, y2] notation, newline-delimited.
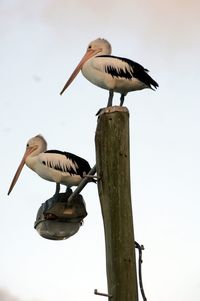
[8, 147, 35, 195]
[60, 48, 101, 95]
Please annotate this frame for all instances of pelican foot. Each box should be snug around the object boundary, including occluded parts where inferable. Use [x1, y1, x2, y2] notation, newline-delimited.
[96, 108, 104, 116]
[96, 107, 112, 116]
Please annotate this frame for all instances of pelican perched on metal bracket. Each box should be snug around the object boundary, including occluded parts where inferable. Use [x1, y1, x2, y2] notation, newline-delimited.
[8, 135, 95, 196]
[60, 38, 159, 107]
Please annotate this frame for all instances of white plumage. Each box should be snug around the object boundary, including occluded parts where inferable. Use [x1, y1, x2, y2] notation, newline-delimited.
[8, 135, 94, 195]
[60, 38, 159, 106]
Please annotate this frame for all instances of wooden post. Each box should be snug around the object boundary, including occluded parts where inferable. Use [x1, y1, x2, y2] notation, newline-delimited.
[95, 106, 138, 301]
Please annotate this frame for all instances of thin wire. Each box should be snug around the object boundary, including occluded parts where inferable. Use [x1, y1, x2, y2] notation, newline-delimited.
[135, 241, 147, 301]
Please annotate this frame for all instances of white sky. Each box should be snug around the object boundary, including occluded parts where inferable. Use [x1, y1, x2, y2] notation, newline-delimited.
[0, 0, 200, 300]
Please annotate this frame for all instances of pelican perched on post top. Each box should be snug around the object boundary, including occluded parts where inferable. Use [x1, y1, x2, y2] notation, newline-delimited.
[8, 135, 95, 196]
[60, 38, 159, 107]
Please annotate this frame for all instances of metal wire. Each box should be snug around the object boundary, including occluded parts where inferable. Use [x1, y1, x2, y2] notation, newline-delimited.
[135, 241, 147, 301]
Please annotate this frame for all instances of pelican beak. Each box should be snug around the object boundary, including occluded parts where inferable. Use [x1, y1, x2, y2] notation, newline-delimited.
[7, 146, 36, 195]
[60, 48, 102, 95]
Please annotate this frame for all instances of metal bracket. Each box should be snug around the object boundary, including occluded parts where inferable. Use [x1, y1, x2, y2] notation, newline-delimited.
[67, 165, 97, 205]
[94, 289, 112, 298]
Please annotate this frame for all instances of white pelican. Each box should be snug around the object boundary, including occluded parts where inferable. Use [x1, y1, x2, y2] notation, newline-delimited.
[60, 38, 159, 107]
[8, 135, 95, 195]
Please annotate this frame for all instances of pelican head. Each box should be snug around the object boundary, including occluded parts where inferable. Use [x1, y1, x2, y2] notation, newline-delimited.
[7, 134, 47, 195]
[60, 38, 111, 95]
[26, 135, 47, 154]
[88, 38, 112, 55]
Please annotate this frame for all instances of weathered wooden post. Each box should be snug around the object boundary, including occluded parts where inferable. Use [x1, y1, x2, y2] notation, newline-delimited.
[95, 106, 138, 301]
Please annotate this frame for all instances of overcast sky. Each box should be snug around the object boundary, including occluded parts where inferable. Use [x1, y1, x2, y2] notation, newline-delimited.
[0, 0, 200, 300]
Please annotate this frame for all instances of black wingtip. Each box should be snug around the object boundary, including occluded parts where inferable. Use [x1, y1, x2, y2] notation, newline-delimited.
[150, 79, 159, 90]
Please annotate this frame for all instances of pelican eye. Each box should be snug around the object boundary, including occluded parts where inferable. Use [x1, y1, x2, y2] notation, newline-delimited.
[26, 143, 29, 147]
[88, 45, 92, 49]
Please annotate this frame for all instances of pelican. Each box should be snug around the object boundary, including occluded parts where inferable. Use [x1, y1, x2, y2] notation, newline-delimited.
[60, 38, 159, 107]
[8, 135, 95, 195]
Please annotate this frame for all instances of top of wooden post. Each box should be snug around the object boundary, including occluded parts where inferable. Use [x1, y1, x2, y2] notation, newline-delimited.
[97, 106, 129, 118]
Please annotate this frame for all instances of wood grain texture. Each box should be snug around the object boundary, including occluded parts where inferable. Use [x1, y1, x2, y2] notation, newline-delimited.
[95, 106, 138, 301]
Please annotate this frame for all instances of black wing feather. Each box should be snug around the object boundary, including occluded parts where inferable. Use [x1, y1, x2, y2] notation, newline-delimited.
[98, 55, 159, 89]
[44, 150, 92, 177]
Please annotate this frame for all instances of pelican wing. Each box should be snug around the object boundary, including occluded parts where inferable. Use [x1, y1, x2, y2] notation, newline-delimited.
[39, 150, 91, 177]
[95, 55, 159, 89]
